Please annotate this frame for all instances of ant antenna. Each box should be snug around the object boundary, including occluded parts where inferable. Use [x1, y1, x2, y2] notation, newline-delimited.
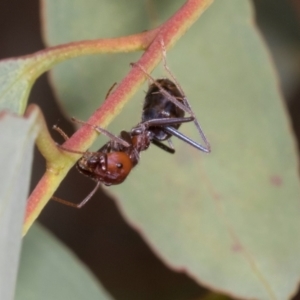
[52, 181, 101, 208]
[53, 124, 70, 141]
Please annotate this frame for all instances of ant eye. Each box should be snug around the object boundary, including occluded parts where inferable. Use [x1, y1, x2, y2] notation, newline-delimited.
[116, 163, 123, 169]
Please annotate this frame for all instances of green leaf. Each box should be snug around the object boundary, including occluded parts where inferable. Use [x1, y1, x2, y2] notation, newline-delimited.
[253, 0, 300, 97]
[42, 0, 183, 122]
[16, 224, 111, 300]
[0, 58, 37, 114]
[0, 111, 39, 300]
[43, 0, 300, 299]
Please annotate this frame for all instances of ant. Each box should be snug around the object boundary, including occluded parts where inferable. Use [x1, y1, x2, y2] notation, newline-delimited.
[52, 111, 196, 208]
[52, 40, 210, 208]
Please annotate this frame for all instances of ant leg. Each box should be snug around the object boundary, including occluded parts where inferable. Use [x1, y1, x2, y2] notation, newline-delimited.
[53, 125, 70, 141]
[142, 116, 194, 128]
[71, 117, 130, 148]
[159, 38, 211, 153]
[146, 116, 209, 153]
[143, 116, 210, 153]
[52, 181, 101, 208]
[131, 117, 194, 136]
[181, 98, 211, 152]
[56, 145, 89, 156]
[130, 62, 192, 115]
[151, 139, 175, 154]
[105, 82, 117, 99]
[164, 126, 210, 153]
[53, 124, 90, 155]
[167, 138, 174, 150]
[159, 38, 185, 97]
[53, 120, 129, 156]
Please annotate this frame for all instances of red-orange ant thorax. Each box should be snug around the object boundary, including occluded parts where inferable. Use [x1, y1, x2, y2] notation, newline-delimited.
[77, 151, 133, 186]
[142, 78, 185, 141]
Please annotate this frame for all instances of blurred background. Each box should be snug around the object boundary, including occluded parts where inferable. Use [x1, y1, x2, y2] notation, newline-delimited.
[1, 1, 300, 299]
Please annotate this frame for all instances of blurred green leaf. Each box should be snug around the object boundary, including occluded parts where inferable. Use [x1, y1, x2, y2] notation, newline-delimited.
[0, 111, 39, 300]
[16, 224, 111, 300]
[0, 58, 36, 114]
[43, 0, 300, 299]
[253, 0, 300, 98]
[42, 0, 183, 122]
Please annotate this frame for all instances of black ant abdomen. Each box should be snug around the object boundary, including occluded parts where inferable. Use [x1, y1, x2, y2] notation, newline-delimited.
[142, 78, 185, 141]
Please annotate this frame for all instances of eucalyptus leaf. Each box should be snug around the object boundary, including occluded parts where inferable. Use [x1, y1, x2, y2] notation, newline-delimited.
[42, 1, 300, 299]
[0, 111, 39, 300]
[0, 58, 36, 114]
[16, 224, 112, 300]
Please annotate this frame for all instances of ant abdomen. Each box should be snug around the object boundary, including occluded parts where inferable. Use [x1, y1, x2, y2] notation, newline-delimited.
[142, 78, 185, 141]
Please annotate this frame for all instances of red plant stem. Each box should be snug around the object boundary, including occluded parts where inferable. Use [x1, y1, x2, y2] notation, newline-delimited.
[24, 0, 213, 235]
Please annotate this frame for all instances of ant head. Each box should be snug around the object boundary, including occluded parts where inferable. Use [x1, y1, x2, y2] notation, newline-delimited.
[77, 152, 133, 186]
